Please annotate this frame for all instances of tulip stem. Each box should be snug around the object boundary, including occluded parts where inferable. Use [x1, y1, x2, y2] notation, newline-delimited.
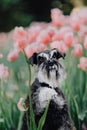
[23, 49, 36, 130]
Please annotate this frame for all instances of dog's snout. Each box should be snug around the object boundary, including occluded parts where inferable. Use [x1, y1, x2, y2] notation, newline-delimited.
[48, 60, 54, 66]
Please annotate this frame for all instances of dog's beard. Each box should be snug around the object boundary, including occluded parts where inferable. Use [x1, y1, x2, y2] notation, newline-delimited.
[36, 61, 66, 88]
[42, 63, 58, 79]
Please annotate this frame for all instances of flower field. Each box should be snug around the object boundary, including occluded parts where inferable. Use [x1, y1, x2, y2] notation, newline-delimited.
[0, 8, 87, 130]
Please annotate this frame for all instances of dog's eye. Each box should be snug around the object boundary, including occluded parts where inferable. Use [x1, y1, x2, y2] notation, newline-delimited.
[52, 52, 57, 59]
[38, 56, 46, 63]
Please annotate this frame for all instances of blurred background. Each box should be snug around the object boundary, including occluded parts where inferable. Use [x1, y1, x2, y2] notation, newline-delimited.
[0, 0, 87, 32]
[0, 0, 87, 130]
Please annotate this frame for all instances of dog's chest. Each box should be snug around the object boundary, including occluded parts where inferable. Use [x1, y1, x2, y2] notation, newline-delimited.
[32, 86, 65, 114]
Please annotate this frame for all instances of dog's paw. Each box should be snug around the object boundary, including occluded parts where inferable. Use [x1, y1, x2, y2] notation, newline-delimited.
[38, 87, 57, 108]
[52, 95, 66, 108]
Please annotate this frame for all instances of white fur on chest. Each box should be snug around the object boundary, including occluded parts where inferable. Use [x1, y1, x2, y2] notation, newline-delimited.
[37, 87, 65, 112]
[38, 87, 57, 108]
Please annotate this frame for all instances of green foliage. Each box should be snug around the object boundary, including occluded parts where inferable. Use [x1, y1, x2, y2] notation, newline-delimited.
[62, 51, 87, 130]
[0, 49, 50, 130]
[0, 0, 74, 32]
[37, 102, 49, 130]
[0, 41, 87, 130]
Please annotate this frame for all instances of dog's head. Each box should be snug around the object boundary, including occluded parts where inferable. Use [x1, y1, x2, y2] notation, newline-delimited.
[29, 48, 66, 87]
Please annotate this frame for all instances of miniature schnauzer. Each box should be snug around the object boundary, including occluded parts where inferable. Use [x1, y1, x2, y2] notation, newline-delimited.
[22, 48, 72, 130]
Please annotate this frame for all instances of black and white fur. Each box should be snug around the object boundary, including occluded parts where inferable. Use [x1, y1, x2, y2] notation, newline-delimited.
[22, 48, 72, 130]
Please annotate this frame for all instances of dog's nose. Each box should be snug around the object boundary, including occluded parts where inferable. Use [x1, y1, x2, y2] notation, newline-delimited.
[48, 60, 54, 66]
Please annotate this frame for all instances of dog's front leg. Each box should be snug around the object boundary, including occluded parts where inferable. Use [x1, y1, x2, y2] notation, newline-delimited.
[52, 95, 73, 130]
[38, 87, 57, 111]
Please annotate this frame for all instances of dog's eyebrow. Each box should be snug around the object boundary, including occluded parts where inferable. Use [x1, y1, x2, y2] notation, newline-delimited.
[50, 49, 57, 57]
[38, 53, 49, 59]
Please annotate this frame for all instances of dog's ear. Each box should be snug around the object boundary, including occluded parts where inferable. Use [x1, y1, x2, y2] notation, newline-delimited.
[57, 51, 66, 59]
[29, 52, 38, 65]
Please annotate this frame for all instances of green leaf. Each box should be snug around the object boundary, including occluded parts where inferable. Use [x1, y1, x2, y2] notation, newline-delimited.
[29, 97, 37, 130]
[37, 101, 50, 130]
[78, 111, 87, 121]
[17, 112, 24, 130]
[73, 97, 79, 115]
[72, 97, 80, 129]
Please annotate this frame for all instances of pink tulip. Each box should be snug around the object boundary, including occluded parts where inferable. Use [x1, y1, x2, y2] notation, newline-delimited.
[71, 44, 82, 57]
[50, 41, 59, 49]
[7, 49, 19, 62]
[17, 98, 28, 111]
[36, 30, 51, 45]
[34, 43, 47, 53]
[70, 13, 82, 31]
[27, 26, 41, 43]
[77, 31, 84, 43]
[57, 41, 69, 53]
[52, 26, 73, 42]
[78, 57, 87, 71]
[25, 42, 46, 58]
[29, 22, 48, 29]
[50, 41, 68, 53]
[25, 44, 35, 58]
[51, 8, 64, 27]
[59, 26, 73, 40]
[80, 25, 87, 36]
[77, 26, 87, 43]
[52, 31, 62, 41]
[0, 53, 3, 59]
[84, 36, 87, 50]
[46, 25, 57, 37]
[78, 8, 87, 24]
[0, 64, 9, 79]
[13, 27, 28, 50]
[63, 32, 74, 47]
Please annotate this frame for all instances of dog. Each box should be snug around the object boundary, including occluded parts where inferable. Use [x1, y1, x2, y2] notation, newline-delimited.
[22, 48, 72, 130]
